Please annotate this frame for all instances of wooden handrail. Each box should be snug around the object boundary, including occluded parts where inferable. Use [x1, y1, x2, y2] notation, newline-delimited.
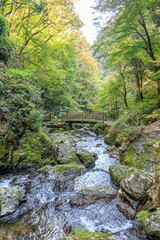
[44, 111, 107, 124]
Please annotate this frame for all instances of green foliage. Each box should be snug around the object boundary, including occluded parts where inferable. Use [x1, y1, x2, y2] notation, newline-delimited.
[143, 109, 160, 124]
[0, 13, 11, 61]
[93, 0, 160, 120]
[0, 68, 43, 135]
[27, 110, 43, 131]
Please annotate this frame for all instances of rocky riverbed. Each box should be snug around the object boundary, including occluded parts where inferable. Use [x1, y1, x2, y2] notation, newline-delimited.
[0, 125, 158, 239]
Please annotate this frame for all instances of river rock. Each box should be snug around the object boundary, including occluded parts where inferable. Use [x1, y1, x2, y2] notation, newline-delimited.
[70, 185, 117, 205]
[146, 174, 160, 210]
[39, 164, 85, 174]
[120, 173, 153, 201]
[121, 191, 139, 210]
[104, 133, 116, 145]
[58, 149, 97, 168]
[80, 185, 117, 200]
[75, 149, 98, 168]
[74, 171, 111, 193]
[59, 230, 115, 240]
[109, 164, 135, 186]
[0, 186, 25, 217]
[116, 197, 136, 219]
[141, 210, 160, 237]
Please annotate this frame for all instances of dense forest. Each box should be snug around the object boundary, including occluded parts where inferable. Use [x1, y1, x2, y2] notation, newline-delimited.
[0, 0, 160, 166]
[92, 0, 160, 119]
[1, 0, 160, 128]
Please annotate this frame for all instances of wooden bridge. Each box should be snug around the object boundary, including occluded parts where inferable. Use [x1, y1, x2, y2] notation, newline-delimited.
[44, 111, 107, 124]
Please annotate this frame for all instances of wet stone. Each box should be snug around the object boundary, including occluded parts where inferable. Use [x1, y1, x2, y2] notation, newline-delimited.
[0, 186, 25, 217]
[70, 185, 117, 205]
[74, 171, 113, 193]
[116, 197, 136, 220]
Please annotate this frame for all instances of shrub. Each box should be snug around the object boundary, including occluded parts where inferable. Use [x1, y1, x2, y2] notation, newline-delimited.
[27, 110, 43, 131]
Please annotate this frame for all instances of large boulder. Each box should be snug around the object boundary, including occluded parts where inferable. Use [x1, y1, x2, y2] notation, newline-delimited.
[94, 123, 109, 135]
[109, 164, 135, 186]
[72, 170, 116, 205]
[0, 186, 25, 217]
[140, 210, 160, 237]
[109, 164, 153, 202]
[120, 173, 153, 201]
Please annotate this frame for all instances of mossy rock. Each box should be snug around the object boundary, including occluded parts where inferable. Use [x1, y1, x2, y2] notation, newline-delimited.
[94, 123, 109, 136]
[104, 133, 116, 145]
[46, 121, 69, 131]
[39, 163, 84, 173]
[109, 164, 136, 186]
[13, 132, 58, 168]
[137, 210, 160, 237]
[59, 149, 97, 168]
[54, 164, 84, 172]
[123, 136, 160, 172]
[59, 152, 80, 165]
[156, 165, 160, 174]
[75, 149, 97, 168]
[0, 186, 25, 217]
[60, 227, 115, 240]
[137, 210, 150, 227]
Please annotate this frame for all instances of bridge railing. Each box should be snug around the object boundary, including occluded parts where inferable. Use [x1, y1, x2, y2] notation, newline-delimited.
[62, 112, 106, 124]
[44, 111, 107, 124]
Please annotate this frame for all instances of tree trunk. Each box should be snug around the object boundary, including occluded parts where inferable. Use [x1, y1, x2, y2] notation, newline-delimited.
[120, 70, 128, 107]
[124, 91, 128, 107]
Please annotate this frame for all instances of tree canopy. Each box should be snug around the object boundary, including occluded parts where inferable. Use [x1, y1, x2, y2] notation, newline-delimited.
[92, 0, 160, 118]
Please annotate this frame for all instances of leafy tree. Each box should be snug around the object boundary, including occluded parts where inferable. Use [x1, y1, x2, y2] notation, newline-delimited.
[94, 0, 160, 95]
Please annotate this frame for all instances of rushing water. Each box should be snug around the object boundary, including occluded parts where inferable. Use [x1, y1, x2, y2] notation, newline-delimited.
[0, 127, 150, 240]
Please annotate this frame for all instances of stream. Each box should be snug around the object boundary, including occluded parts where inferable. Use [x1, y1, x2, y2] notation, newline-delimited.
[0, 127, 150, 240]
